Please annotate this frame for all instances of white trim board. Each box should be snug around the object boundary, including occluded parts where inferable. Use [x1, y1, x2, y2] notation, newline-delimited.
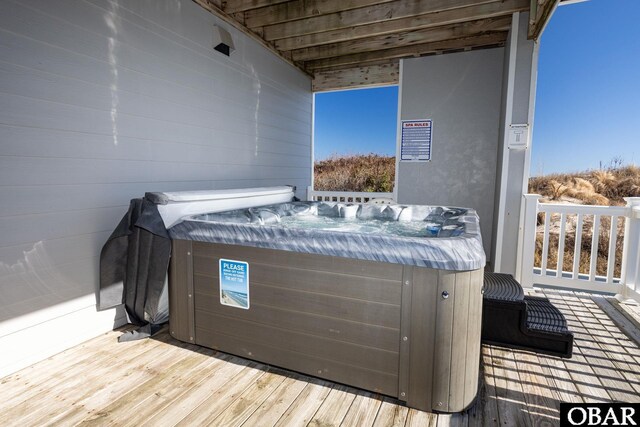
[493, 12, 519, 273]
[392, 59, 404, 202]
[0, 297, 126, 379]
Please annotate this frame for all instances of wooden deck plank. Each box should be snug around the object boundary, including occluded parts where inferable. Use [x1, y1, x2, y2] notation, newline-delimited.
[511, 350, 561, 425]
[0, 327, 133, 406]
[371, 397, 409, 427]
[587, 302, 640, 364]
[40, 342, 212, 425]
[57, 346, 217, 427]
[208, 368, 289, 426]
[68, 352, 233, 426]
[543, 291, 614, 403]
[579, 297, 640, 393]
[467, 346, 499, 427]
[405, 408, 437, 427]
[618, 299, 640, 324]
[538, 354, 584, 404]
[307, 384, 356, 427]
[111, 354, 237, 426]
[173, 363, 268, 426]
[340, 390, 384, 427]
[241, 375, 308, 427]
[2, 291, 640, 426]
[434, 413, 468, 427]
[0, 332, 173, 424]
[273, 379, 333, 426]
[592, 297, 640, 346]
[488, 346, 531, 426]
[444, 413, 469, 427]
[547, 291, 640, 401]
[140, 356, 251, 426]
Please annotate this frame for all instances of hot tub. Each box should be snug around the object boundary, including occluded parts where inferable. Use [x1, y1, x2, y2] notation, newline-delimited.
[167, 201, 485, 413]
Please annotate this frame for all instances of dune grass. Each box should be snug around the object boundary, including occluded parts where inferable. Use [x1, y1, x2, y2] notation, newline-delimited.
[528, 165, 640, 206]
[314, 154, 395, 192]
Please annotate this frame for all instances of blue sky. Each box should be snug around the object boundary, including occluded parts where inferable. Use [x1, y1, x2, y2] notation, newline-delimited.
[532, 0, 640, 175]
[314, 0, 639, 174]
[314, 86, 398, 160]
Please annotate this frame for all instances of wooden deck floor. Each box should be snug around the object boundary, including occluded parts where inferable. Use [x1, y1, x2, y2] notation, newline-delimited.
[1, 290, 639, 426]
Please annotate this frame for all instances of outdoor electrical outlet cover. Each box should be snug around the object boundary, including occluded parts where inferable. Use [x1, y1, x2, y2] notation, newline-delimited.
[508, 124, 529, 150]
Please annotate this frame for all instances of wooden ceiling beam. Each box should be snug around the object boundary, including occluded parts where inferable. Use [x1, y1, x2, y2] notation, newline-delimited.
[244, 0, 395, 29]
[275, 0, 528, 51]
[528, 0, 560, 40]
[304, 32, 508, 71]
[262, 0, 499, 41]
[291, 16, 511, 62]
[312, 62, 400, 92]
[222, 0, 289, 14]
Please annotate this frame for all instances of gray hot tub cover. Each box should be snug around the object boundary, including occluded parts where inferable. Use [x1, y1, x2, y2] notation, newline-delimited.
[99, 198, 170, 341]
[169, 202, 486, 271]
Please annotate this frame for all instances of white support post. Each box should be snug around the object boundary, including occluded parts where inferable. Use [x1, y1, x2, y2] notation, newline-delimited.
[517, 193, 541, 287]
[493, 12, 539, 276]
[621, 197, 640, 301]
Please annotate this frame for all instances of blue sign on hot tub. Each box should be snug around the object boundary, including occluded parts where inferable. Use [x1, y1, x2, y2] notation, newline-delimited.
[219, 258, 249, 309]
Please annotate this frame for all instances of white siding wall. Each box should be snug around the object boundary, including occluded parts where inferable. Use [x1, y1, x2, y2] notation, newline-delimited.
[0, 0, 312, 376]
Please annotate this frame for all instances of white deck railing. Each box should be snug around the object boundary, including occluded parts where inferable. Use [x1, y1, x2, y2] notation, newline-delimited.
[519, 195, 640, 301]
[307, 188, 394, 204]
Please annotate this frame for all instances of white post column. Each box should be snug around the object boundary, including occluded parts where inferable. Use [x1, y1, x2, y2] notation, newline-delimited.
[621, 197, 640, 301]
[492, 12, 539, 275]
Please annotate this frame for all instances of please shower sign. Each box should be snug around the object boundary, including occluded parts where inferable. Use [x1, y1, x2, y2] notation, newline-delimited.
[219, 259, 250, 309]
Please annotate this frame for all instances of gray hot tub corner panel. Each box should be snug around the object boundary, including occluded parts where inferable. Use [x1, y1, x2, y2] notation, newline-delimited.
[397, 265, 414, 404]
[406, 266, 439, 412]
[168, 239, 195, 344]
[465, 268, 484, 408]
[430, 269, 484, 413]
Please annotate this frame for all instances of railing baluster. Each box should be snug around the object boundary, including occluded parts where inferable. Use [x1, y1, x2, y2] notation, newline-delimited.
[306, 190, 395, 204]
[556, 213, 566, 277]
[589, 214, 601, 282]
[541, 211, 551, 276]
[518, 194, 541, 286]
[607, 216, 618, 284]
[573, 213, 583, 279]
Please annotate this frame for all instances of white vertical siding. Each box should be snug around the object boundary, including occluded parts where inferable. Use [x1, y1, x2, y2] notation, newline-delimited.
[0, 0, 312, 376]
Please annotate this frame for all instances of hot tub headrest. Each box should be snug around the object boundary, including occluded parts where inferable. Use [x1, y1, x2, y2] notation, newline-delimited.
[145, 186, 295, 205]
[145, 186, 296, 228]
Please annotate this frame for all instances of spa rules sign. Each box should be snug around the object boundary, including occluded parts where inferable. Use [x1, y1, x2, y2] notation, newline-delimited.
[401, 120, 432, 161]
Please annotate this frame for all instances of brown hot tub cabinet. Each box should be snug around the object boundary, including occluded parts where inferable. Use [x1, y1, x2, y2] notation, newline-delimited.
[169, 240, 483, 413]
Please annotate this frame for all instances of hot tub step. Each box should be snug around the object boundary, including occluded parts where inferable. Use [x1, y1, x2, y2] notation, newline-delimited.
[481, 273, 573, 358]
[483, 272, 524, 302]
[524, 295, 570, 333]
